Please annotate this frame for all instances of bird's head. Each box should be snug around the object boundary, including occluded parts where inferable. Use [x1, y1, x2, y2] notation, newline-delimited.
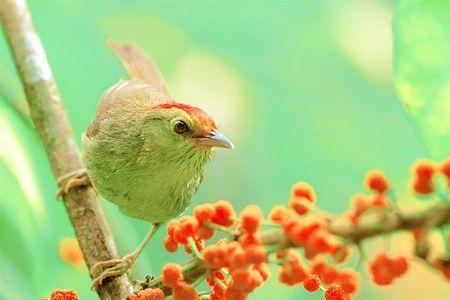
[143, 102, 233, 166]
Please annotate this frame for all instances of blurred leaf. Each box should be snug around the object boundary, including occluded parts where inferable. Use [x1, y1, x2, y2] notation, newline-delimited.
[393, 0, 450, 159]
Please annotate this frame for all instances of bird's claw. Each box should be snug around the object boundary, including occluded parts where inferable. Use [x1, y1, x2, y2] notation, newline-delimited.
[56, 168, 91, 198]
[90, 254, 136, 291]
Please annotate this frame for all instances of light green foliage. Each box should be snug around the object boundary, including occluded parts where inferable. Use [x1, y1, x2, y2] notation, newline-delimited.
[393, 0, 450, 159]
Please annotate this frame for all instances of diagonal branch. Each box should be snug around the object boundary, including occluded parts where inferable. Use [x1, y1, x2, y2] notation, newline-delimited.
[0, 0, 132, 299]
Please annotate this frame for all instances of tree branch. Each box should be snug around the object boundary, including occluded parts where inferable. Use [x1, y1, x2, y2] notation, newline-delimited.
[0, 0, 132, 299]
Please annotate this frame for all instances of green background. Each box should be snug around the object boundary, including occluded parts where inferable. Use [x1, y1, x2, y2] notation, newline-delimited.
[1, 0, 449, 299]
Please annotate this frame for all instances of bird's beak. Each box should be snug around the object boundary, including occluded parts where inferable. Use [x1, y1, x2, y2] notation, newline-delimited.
[195, 130, 234, 149]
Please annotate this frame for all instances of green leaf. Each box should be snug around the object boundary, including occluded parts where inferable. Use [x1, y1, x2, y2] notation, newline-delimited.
[393, 0, 450, 159]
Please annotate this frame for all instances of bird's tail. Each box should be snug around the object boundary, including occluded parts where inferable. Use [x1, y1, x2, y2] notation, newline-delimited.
[107, 39, 169, 96]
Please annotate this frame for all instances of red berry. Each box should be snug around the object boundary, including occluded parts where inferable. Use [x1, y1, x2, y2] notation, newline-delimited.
[239, 205, 263, 233]
[289, 196, 312, 215]
[412, 178, 434, 194]
[162, 263, 183, 288]
[269, 205, 290, 223]
[413, 160, 435, 178]
[303, 275, 321, 292]
[129, 288, 165, 300]
[391, 257, 408, 276]
[194, 204, 215, 224]
[211, 200, 236, 227]
[290, 181, 316, 202]
[325, 284, 350, 300]
[50, 289, 79, 300]
[172, 282, 199, 300]
[196, 226, 214, 240]
[163, 236, 178, 253]
[365, 170, 389, 193]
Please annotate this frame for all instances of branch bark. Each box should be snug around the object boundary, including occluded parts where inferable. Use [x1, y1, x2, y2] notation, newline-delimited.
[0, 1, 132, 299]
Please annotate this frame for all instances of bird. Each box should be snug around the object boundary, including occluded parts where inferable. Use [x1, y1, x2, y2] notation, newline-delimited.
[57, 40, 233, 290]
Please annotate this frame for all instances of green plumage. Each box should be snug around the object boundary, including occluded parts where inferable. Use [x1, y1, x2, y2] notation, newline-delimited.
[81, 41, 223, 223]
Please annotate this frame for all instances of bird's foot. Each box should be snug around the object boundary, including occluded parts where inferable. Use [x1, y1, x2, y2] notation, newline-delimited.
[90, 254, 136, 290]
[56, 168, 91, 198]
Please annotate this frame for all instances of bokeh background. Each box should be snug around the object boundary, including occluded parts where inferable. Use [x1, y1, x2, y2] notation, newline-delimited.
[1, 0, 449, 299]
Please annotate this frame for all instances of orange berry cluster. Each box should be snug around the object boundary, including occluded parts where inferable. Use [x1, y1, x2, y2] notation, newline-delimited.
[164, 200, 236, 253]
[368, 253, 408, 286]
[162, 263, 199, 300]
[345, 170, 393, 225]
[201, 205, 268, 300]
[49, 289, 79, 300]
[311, 260, 359, 295]
[412, 157, 450, 194]
[128, 288, 164, 300]
[270, 183, 350, 263]
[155, 157, 449, 300]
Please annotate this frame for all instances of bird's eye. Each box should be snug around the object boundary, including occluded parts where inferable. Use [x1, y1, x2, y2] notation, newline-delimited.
[173, 120, 189, 134]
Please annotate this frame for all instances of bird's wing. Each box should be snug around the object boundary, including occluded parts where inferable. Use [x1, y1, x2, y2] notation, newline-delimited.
[107, 39, 170, 96]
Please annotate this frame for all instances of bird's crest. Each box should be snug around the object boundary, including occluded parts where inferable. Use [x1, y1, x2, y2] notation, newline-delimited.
[155, 103, 218, 132]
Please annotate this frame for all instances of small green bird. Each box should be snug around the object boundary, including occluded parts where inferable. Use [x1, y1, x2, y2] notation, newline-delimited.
[74, 40, 233, 289]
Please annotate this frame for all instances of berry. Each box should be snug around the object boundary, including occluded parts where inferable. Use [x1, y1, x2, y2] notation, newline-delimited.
[172, 282, 199, 300]
[369, 253, 408, 286]
[203, 244, 229, 269]
[239, 232, 262, 247]
[230, 268, 264, 293]
[211, 200, 236, 227]
[162, 263, 183, 288]
[289, 196, 312, 215]
[128, 288, 165, 300]
[278, 250, 308, 285]
[413, 178, 434, 195]
[179, 216, 199, 237]
[325, 285, 350, 300]
[163, 236, 178, 253]
[365, 170, 389, 193]
[194, 204, 215, 224]
[303, 275, 321, 292]
[290, 181, 316, 202]
[269, 205, 290, 223]
[49, 289, 79, 300]
[413, 160, 435, 178]
[239, 205, 263, 233]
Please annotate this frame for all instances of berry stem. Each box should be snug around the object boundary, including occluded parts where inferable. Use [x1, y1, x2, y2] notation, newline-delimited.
[212, 273, 227, 290]
[205, 222, 238, 236]
[187, 237, 203, 261]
